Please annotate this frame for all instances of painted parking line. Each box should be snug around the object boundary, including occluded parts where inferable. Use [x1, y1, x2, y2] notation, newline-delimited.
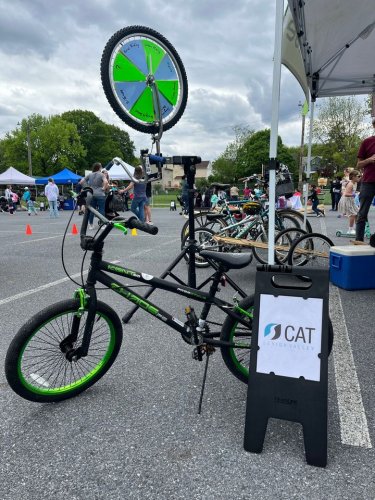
[329, 285, 372, 448]
[319, 217, 372, 448]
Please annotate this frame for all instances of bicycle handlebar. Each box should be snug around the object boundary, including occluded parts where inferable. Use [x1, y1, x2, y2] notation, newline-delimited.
[126, 216, 159, 235]
[79, 189, 158, 250]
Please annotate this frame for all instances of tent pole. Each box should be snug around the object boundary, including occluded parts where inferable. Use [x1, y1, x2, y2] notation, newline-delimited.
[268, 0, 284, 265]
[303, 98, 315, 228]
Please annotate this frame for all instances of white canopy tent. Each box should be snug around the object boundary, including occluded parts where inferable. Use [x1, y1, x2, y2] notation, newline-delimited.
[286, 0, 375, 100]
[105, 162, 135, 181]
[0, 167, 35, 185]
[267, 0, 375, 263]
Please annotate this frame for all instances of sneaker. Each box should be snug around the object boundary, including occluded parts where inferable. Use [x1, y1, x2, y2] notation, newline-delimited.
[147, 221, 153, 225]
[348, 229, 356, 235]
[88, 224, 95, 230]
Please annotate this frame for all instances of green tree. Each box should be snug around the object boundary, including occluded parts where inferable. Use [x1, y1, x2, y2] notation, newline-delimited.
[0, 114, 85, 176]
[61, 110, 136, 171]
[237, 129, 296, 178]
[312, 96, 366, 170]
[211, 126, 255, 183]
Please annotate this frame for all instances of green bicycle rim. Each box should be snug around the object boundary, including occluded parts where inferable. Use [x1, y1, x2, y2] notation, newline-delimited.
[17, 311, 116, 396]
[228, 308, 253, 378]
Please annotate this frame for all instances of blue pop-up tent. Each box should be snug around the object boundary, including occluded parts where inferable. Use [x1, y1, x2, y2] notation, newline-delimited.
[35, 168, 82, 185]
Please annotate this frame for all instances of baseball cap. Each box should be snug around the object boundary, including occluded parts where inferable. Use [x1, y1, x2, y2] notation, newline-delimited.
[24, 186, 29, 190]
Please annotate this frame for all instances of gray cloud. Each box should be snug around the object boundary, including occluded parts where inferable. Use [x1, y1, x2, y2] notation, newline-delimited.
[0, 0, 308, 159]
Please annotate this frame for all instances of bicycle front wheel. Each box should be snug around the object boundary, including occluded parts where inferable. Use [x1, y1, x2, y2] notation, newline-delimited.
[5, 299, 123, 403]
[101, 26, 188, 134]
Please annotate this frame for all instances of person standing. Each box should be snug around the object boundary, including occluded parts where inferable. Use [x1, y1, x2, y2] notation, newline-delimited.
[10, 191, 19, 214]
[355, 118, 375, 241]
[5, 185, 13, 204]
[338, 170, 360, 235]
[44, 178, 59, 218]
[120, 166, 147, 222]
[331, 176, 342, 211]
[79, 162, 108, 230]
[22, 187, 37, 216]
[5, 185, 14, 214]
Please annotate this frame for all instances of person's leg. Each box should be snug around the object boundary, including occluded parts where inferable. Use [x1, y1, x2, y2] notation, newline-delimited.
[312, 200, 320, 216]
[144, 200, 151, 223]
[348, 214, 356, 233]
[356, 183, 375, 241]
[130, 198, 139, 218]
[55, 200, 59, 217]
[96, 197, 106, 217]
[138, 199, 146, 222]
[88, 197, 96, 225]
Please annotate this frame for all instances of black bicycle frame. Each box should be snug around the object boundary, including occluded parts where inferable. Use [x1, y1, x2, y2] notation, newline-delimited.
[76, 253, 251, 357]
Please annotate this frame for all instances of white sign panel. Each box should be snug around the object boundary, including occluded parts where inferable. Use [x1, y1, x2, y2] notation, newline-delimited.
[256, 294, 323, 381]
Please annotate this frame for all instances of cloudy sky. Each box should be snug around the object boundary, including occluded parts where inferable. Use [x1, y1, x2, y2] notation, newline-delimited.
[0, 0, 307, 161]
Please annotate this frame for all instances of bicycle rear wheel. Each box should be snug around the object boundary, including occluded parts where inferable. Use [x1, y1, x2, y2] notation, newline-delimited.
[287, 233, 333, 268]
[220, 295, 334, 384]
[5, 299, 123, 403]
[220, 295, 254, 384]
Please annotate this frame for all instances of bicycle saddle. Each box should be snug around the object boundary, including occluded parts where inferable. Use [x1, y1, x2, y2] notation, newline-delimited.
[199, 251, 252, 269]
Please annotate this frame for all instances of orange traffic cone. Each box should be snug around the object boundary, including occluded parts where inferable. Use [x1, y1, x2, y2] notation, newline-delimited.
[26, 224, 32, 235]
[72, 224, 78, 235]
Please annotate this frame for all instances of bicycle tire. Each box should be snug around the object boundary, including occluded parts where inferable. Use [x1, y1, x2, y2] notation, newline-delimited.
[220, 295, 334, 384]
[181, 227, 221, 268]
[274, 227, 307, 264]
[180, 213, 228, 242]
[5, 299, 123, 403]
[220, 295, 254, 384]
[101, 26, 188, 134]
[287, 233, 333, 268]
[278, 209, 313, 233]
[276, 213, 301, 231]
[251, 230, 269, 264]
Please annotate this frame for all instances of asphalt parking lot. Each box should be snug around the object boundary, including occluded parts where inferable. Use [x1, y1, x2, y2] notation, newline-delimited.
[0, 208, 374, 499]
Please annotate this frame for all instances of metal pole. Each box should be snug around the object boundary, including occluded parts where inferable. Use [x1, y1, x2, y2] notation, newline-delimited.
[268, 0, 284, 265]
[26, 123, 32, 177]
[298, 105, 306, 191]
[303, 98, 315, 228]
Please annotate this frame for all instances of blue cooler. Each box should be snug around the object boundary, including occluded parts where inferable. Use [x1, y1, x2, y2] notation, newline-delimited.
[330, 245, 375, 290]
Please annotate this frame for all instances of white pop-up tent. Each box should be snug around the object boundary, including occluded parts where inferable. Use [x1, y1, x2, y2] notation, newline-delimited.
[267, 0, 375, 263]
[105, 162, 135, 181]
[0, 167, 35, 185]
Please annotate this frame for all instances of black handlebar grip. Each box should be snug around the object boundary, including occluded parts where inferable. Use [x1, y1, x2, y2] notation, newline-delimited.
[127, 216, 158, 235]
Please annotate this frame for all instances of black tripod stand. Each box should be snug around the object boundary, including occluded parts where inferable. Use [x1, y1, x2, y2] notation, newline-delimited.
[122, 155, 247, 324]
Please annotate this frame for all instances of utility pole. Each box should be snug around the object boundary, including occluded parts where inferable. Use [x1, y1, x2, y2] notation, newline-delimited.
[18, 120, 33, 177]
[26, 122, 32, 177]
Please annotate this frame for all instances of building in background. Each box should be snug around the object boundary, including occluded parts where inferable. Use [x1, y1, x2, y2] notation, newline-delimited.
[161, 161, 212, 189]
